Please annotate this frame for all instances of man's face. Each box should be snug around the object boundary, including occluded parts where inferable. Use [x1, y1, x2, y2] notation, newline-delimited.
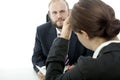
[49, 1, 69, 29]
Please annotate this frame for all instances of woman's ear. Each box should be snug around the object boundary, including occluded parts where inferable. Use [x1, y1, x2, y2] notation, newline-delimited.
[81, 30, 89, 39]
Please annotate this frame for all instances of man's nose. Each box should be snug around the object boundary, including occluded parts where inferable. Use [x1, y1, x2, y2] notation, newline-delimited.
[57, 13, 62, 18]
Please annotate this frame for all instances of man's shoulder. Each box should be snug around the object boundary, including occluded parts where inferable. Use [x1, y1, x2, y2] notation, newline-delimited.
[37, 21, 52, 30]
[36, 21, 56, 35]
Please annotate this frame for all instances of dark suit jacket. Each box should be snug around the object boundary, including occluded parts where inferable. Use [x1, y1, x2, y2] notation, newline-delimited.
[46, 38, 120, 80]
[32, 21, 93, 72]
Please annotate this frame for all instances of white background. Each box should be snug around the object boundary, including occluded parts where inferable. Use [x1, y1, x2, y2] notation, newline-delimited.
[0, 0, 120, 80]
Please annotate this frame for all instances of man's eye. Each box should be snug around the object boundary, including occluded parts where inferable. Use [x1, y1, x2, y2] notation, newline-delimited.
[52, 12, 57, 14]
[60, 10, 65, 13]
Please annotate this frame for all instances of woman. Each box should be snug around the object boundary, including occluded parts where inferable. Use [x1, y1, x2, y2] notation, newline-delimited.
[45, 0, 120, 80]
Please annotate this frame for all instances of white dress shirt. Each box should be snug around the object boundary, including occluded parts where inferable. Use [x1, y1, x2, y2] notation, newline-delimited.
[93, 40, 120, 59]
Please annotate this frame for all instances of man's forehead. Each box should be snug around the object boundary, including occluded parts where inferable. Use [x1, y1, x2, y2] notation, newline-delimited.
[49, 1, 68, 11]
[50, 7, 67, 12]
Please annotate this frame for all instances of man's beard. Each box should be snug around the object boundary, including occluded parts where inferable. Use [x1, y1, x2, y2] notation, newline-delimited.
[51, 21, 63, 29]
[50, 18, 65, 29]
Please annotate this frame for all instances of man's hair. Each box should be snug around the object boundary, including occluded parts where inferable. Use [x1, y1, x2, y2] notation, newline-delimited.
[48, 0, 69, 9]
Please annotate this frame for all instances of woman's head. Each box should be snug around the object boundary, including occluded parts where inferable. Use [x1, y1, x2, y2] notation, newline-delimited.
[70, 0, 120, 40]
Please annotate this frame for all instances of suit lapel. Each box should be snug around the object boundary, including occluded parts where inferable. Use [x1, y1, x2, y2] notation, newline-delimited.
[68, 32, 77, 61]
[46, 25, 57, 50]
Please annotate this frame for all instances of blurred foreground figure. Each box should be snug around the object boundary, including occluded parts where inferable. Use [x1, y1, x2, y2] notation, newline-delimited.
[45, 0, 120, 80]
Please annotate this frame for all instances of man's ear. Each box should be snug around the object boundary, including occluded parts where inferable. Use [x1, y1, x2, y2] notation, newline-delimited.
[48, 11, 50, 17]
[81, 30, 89, 39]
[69, 9, 71, 15]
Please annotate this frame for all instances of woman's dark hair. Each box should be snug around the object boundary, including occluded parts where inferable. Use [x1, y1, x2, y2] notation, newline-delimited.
[70, 0, 120, 40]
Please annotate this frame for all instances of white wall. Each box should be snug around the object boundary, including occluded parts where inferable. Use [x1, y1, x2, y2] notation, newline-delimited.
[0, 0, 79, 69]
[0, 0, 120, 80]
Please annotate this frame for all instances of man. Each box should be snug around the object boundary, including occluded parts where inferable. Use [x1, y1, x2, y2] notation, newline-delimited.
[32, 0, 93, 79]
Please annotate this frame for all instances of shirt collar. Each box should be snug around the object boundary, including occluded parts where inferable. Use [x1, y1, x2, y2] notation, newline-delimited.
[56, 28, 61, 37]
[93, 40, 120, 59]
